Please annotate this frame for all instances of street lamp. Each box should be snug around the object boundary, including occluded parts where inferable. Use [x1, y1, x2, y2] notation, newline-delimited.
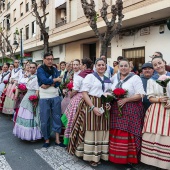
[20, 29, 23, 67]
[13, 31, 19, 57]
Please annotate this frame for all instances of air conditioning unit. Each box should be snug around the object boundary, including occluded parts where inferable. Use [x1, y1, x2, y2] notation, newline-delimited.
[60, 9, 66, 19]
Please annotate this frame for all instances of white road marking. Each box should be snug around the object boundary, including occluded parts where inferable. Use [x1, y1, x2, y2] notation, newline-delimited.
[35, 146, 94, 170]
[0, 156, 12, 170]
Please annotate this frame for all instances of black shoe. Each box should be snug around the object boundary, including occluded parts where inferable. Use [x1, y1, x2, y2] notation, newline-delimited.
[42, 143, 50, 148]
[55, 142, 66, 148]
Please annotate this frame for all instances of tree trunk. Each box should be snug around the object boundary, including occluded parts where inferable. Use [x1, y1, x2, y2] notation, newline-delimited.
[43, 33, 49, 54]
[100, 40, 108, 57]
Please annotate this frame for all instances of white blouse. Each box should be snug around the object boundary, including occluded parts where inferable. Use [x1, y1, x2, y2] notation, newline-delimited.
[26, 75, 39, 91]
[73, 75, 84, 92]
[18, 75, 29, 84]
[0, 71, 10, 83]
[10, 68, 22, 82]
[147, 78, 170, 98]
[82, 74, 112, 97]
[111, 74, 145, 97]
[0, 71, 11, 94]
[73, 70, 81, 80]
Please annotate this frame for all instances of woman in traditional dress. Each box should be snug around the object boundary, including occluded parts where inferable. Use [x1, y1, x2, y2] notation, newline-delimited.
[13, 63, 30, 124]
[61, 59, 81, 114]
[68, 58, 112, 166]
[13, 62, 42, 141]
[2, 60, 22, 115]
[0, 64, 11, 111]
[141, 56, 170, 169]
[60, 60, 80, 141]
[60, 61, 74, 112]
[62, 58, 93, 146]
[109, 58, 145, 164]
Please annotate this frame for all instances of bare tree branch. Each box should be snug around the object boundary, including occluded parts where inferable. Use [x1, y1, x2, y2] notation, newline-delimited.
[32, 0, 49, 53]
[0, 29, 17, 61]
[81, 0, 124, 56]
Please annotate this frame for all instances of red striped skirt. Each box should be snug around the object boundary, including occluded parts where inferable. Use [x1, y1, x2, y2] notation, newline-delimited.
[0, 92, 6, 112]
[109, 129, 138, 164]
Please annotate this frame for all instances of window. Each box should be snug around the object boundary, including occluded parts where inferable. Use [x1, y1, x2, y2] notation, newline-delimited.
[25, 25, 29, 40]
[6, 15, 10, 30]
[32, 21, 36, 36]
[3, 19, 5, 29]
[123, 47, 145, 71]
[13, 9, 16, 22]
[3, 2, 5, 10]
[7, 2, 10, 10]
[20, 2, 23, 17]
[46, 0, 49, 4]
[26, 2, 29, 12]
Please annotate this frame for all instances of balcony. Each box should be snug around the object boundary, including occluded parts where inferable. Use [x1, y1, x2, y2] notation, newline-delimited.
[56, 19, 66, 28]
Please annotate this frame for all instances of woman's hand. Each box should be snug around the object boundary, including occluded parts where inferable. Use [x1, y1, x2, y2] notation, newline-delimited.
[117, 98, 127, 108]
[14, 95, 18, 100]
[63, 89, 67, 95]
[159, 96, 169, 103]
[105, 103, 111, 110]
[164, 100, 170, 109]
[93, 107, 102, 116]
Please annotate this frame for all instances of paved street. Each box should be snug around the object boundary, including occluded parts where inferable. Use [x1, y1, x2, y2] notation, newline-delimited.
[0, 113, 158, 170]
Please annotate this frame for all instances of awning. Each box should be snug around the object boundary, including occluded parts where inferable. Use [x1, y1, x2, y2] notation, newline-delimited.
[55, 0, 66, 8]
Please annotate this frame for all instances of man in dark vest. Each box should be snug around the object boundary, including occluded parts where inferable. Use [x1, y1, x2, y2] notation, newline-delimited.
[140, 63, 154, 111]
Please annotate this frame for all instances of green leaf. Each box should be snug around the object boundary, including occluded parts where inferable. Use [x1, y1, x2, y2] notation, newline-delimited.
[1, 151, 6, 155]
[101, 95, 114, 103]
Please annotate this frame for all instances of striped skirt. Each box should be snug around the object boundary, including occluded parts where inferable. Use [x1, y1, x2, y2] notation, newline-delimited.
[141, 133, 170, 170]
[141, 103, 170, 169]
[0, 92, 6, 112]
[68, 96, 109, 163]
[2, 83, 17, 115]
[109, 129, 138, 164]
[63, 92, 83, 145]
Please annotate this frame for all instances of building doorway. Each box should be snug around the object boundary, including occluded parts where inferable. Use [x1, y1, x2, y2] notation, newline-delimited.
[83, 43, 96, 63]
[123, 47, 145, 72]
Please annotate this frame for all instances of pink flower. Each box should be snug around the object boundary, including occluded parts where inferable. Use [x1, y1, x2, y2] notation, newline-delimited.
[29, 95, 38, 101]
[158, 75, 170, 81]
[18, 84, 27, 91]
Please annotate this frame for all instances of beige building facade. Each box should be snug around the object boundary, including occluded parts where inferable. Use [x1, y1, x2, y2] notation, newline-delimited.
[0, 0, 170, 69]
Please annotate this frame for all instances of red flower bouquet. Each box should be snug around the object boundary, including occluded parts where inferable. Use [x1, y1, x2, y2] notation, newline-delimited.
[66, 81, 73, 90]
[3, 80, 8, 84]
[113, 88, 128, 117]
[29, 95, 39, 115]
[18, 84, 27, 91]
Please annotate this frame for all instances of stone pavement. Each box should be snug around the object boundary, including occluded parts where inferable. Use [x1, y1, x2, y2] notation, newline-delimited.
[0, 113, 158, 170]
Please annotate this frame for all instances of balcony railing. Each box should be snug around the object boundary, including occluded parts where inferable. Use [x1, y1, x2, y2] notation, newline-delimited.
[56, 19, 67, 28]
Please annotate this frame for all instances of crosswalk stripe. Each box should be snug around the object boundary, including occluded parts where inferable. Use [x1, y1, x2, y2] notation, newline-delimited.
[35, 146, 94, 170]
[0, 156, 12, 170]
